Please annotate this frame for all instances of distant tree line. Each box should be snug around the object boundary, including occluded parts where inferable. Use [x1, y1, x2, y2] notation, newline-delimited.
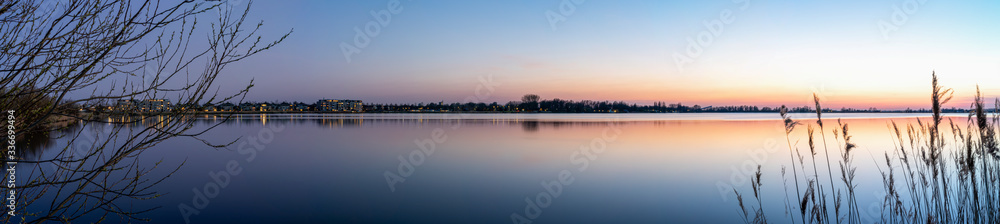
[90, 94, 981, 114]
[362, 94, 971, 113]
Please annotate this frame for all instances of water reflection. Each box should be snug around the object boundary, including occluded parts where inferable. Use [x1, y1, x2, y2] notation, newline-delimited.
[18, 113, 961, 223]
[16, 126, 55, 159]
[521, 120, 538, 132]
[178, 114, 650, 130]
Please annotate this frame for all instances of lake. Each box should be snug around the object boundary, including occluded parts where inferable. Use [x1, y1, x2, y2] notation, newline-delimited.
[19, 113, 969, 223]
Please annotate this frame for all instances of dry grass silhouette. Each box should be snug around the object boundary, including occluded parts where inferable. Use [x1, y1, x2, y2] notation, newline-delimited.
[736, 72, 1000, 224]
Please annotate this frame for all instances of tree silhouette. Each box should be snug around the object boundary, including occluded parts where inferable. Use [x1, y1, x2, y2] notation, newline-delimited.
[0, 0, 289, 222]
[520, 94, 540, 111]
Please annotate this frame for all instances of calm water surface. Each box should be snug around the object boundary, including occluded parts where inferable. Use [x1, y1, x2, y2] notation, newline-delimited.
[26, 113, 966, 223]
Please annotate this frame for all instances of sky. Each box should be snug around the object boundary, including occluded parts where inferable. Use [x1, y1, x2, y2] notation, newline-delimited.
[197, 0, 1000, 109]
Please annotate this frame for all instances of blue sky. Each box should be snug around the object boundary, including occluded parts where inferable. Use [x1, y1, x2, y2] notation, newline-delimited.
[201, 0, 1000, 109]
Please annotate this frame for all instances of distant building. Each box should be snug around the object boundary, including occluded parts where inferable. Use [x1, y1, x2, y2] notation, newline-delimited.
[219, 103, 235, 111]
[277, 103, 291, 111]
[142, 99, 172, 112]
[293, 103, 309, 111]
[345, 100, 362, 112]
[114, 99, 137, 112]
[114, 99, 172, 113]
[316, 99, 363, 112]
[239, 102, 256, 111]
[258, 103, 273, 112]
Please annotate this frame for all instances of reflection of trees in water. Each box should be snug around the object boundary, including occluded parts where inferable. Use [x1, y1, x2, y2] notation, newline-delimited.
[521, 121, 539, 132]
[19, 112, 635, 222]
[15, 125, 56, 159]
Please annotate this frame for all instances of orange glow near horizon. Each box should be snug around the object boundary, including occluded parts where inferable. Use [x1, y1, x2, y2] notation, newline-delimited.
[426, 51, 1000, 110]
[487, 80, 991, 110]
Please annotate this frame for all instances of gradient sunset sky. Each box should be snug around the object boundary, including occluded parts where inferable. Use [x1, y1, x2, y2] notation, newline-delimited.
[208, 0, 1000, 109]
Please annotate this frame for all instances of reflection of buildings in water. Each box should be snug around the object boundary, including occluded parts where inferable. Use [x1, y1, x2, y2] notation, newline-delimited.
[316, 118, 364, 128]
[653, 120, 684, 127]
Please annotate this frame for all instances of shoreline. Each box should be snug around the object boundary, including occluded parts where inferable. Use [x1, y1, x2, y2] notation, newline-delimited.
[90, 110, 976, 115]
